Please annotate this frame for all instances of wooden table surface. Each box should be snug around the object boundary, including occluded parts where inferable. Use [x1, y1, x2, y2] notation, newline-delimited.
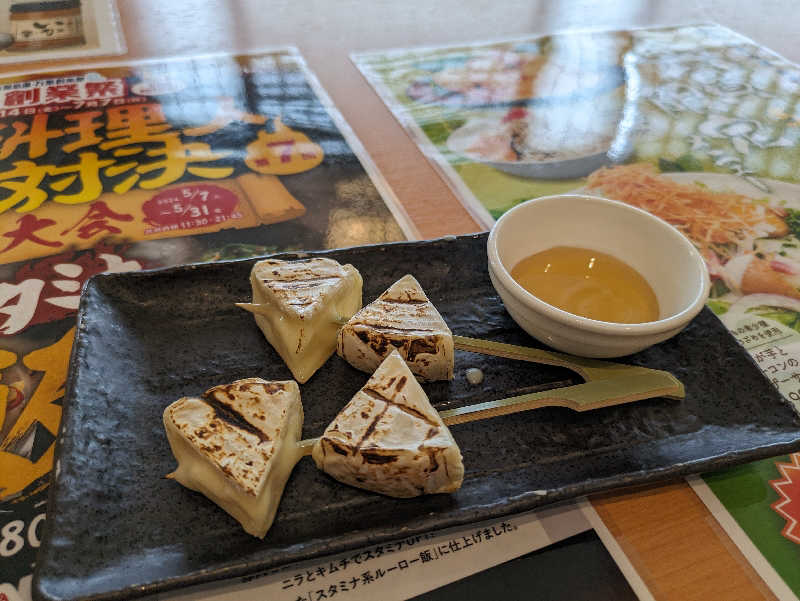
[5, 1, 798, 599]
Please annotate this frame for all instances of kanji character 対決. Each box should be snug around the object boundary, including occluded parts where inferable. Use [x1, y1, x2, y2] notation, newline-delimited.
[98, 104, 234, 192]
[49, 152, 115, 205]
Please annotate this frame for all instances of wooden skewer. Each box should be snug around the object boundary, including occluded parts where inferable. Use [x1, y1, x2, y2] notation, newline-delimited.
[451, 335, 671, 383]
[295, 336, 684, 456]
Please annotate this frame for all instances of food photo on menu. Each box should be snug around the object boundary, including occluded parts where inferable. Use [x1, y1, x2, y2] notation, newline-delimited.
[355, 24, 800, 396]
[353, 22, 800, 598]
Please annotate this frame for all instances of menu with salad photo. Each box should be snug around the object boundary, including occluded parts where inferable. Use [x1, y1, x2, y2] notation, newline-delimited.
[353, 23, 800, 599]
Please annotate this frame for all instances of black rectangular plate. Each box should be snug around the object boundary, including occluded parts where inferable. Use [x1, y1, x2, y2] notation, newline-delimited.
[33, 233, 800, 601]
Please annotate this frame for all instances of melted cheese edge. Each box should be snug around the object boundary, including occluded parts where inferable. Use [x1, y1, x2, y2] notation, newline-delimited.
[312, 350, 464, 498]
[246, 259, 362, 383]
[163, 394, 304, 538]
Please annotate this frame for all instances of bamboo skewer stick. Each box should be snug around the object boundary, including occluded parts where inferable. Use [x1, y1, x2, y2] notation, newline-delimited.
[452, 335, 673, 382]
[296, 336, 684, 456]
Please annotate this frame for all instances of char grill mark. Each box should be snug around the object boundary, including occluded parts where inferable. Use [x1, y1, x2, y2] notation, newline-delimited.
[353, 329, 438, 361]
[379, 298, 427, 305]
[355, 404, 389, 450]
[202, 395, 270, 443]
[360, 387, 439, 428]
[425, 448, 439, 473]
[270, 280, 341, 292]
[406, 338, 437, 361]
[361, 451, 399, 464]
[270, 276, 342, 284]
[354, 329, 390, 357]
[329, 441, 350, 456]
[262, 382, 286, 394]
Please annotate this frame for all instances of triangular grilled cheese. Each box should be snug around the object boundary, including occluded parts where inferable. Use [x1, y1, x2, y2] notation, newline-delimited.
[337, 274, 453, 381]
[312, 350, 464, 498]
[238, 258, 362, 383]
[163, 378, 304, 538]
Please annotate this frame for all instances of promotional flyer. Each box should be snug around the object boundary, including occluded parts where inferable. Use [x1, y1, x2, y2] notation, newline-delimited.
[0, 48, 411, 598]
[354, 24, 800, 599]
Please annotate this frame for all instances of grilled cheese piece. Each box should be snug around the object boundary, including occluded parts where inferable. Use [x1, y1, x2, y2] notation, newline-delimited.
[312, 350, 464, 498]
[337, 274, 454, 381]
[163, 378, 304, 538]
[238, 258, 363, 383]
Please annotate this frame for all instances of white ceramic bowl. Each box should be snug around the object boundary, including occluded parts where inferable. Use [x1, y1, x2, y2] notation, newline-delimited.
[487, 194, 711, 358]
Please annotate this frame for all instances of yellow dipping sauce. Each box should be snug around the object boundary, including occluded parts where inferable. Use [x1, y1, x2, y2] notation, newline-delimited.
[510, 246, 659, 324]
